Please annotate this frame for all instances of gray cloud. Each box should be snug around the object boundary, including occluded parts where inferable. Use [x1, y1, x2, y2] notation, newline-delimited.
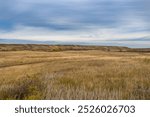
[0, 0, 149, 30]
[0, 0, 149, 48]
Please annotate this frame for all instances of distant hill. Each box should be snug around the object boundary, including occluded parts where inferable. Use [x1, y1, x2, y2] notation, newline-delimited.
[0, 39, 149, 52]
[0, 44, 131, 52]
[0, 39, 57, 44]
[111, 37, 150, 41]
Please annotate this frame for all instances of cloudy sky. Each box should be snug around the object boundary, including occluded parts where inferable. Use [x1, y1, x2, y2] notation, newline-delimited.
[0, 0, 149, 47]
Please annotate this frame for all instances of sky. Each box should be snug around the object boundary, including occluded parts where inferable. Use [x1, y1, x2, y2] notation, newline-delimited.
[0, 0, 149, 47]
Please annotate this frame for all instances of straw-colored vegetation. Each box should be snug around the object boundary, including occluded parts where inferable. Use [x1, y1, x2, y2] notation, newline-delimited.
[0, 48, 150, 100]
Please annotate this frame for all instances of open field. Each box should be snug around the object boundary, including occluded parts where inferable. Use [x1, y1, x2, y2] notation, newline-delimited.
[0, 45, 150, 100]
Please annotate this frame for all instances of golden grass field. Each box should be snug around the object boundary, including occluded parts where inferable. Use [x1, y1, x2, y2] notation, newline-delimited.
[0, 46, 150, 100]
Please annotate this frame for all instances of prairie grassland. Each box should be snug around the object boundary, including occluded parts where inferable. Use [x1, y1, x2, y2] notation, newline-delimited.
[0, 50, 150, 100]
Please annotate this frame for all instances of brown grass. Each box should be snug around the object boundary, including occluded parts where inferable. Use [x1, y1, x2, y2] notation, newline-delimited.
[0, 49, 150, 100]
[0, 44, 131, 52]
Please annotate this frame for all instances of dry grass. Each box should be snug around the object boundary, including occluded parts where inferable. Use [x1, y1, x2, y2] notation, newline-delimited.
[0, 50, 150, 100]
[0, 44, 130, 52]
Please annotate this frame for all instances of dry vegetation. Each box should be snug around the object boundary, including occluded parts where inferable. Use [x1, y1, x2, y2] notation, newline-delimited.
[0, 45, 150, 100]
[0, 44, 131, 52]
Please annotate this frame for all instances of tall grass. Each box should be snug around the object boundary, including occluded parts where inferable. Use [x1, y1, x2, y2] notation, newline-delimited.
[0, 50, 150, 99]
[0, 74, 45, 99]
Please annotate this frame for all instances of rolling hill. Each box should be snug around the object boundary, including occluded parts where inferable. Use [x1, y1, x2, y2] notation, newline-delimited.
[0, 39, 149, 52]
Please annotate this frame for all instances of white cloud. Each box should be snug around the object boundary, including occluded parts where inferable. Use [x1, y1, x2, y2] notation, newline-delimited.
[0, 23, 149, 42]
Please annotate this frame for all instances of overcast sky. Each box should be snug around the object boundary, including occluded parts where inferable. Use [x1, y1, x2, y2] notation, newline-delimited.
[0, 0, 149, 47]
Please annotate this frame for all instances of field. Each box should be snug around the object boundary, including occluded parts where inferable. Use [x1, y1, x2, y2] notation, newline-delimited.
[0, 45, 150, 100]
